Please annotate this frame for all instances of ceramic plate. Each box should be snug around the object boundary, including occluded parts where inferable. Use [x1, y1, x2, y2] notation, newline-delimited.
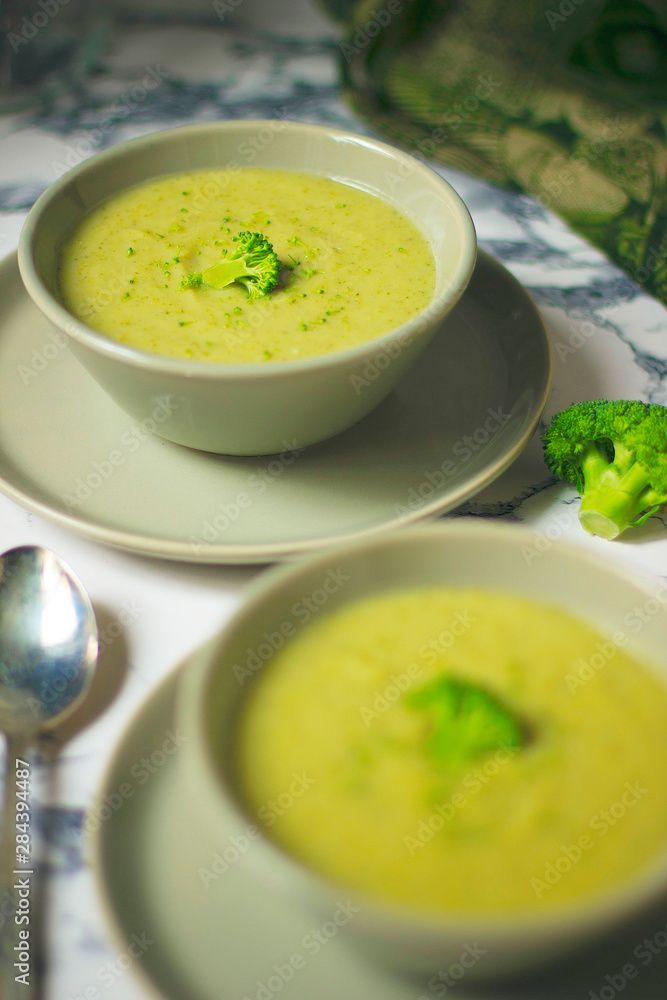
[93, 661, 667, 1000]
[0, 250, 551, 563]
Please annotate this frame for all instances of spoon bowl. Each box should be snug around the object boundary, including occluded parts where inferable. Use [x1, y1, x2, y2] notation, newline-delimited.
[0, 546, 98, 735]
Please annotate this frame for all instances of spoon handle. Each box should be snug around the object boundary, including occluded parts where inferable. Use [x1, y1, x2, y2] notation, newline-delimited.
[1, 733, 35, 1000]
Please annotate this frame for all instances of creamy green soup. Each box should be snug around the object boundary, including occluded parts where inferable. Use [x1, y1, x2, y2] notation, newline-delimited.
[58, 168, 436, 363]
[238, 588, 667, 914]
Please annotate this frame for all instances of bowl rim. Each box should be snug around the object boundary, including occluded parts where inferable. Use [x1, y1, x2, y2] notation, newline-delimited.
[178, 520, 667, 938]
[18, 118, 477, 379]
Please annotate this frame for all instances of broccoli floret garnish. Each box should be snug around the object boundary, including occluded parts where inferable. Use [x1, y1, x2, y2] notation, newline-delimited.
[405, 675, 524, 767]
[202, 230, 279, 301]
[542, 399, 667, 539]
[180, 272, 203, 289]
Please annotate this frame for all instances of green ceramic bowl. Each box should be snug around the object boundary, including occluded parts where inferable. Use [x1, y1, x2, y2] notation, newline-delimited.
[18, 120, 476, 455]
[176, 521, 667, 978]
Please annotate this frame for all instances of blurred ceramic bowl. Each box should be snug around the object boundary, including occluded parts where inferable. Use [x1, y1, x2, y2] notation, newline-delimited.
[175, 521, 667, 978]
[18, 119, 476, 455]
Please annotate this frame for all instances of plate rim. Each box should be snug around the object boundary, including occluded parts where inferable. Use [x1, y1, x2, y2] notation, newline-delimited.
[0, 249, 552, 564]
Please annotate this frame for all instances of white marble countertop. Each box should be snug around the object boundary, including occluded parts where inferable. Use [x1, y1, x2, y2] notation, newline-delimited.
[1, 5, 667, 999]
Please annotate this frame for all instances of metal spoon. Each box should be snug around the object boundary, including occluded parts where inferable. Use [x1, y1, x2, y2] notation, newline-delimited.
[0, 546, 98, 998]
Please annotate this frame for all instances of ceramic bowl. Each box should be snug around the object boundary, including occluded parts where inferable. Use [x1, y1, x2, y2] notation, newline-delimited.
[176, 521, 667, 978]
[18, 120, 476, 455]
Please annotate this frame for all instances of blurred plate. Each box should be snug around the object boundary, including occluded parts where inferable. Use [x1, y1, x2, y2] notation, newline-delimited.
[0, 249, 551, 563]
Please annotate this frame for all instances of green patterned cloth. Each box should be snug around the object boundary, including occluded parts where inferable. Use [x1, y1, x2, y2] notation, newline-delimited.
[331, 0, 667, 303]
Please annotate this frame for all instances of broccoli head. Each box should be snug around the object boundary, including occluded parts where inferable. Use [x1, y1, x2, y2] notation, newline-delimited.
[542, 399, 667, 539]
[202, 230, 279, 300]
[405, 674, 524, 767]
[179, 272, 203, 289]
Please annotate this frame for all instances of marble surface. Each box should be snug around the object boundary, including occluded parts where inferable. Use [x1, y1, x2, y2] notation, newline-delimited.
[1, 5, 667, 998]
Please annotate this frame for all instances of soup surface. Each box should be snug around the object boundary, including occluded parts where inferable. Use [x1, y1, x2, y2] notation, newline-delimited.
[59, 168, 436, 363]
[238, 587, 667, 914]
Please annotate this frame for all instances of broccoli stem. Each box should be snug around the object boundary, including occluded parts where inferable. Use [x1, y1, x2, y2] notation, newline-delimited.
[579, 459, 655, 539]
[202, 259, 252, 290]
[580, 443, 613, 485]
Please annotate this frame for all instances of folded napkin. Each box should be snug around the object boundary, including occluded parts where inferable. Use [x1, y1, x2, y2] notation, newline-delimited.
[331, 0, 667, 304]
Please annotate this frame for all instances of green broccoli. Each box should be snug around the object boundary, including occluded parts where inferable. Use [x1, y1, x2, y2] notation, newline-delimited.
[542, 399, 667, 539]
[180, 272, 203, 289]
[405, 674, 524, 767]
[201, 230, 279, 301]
